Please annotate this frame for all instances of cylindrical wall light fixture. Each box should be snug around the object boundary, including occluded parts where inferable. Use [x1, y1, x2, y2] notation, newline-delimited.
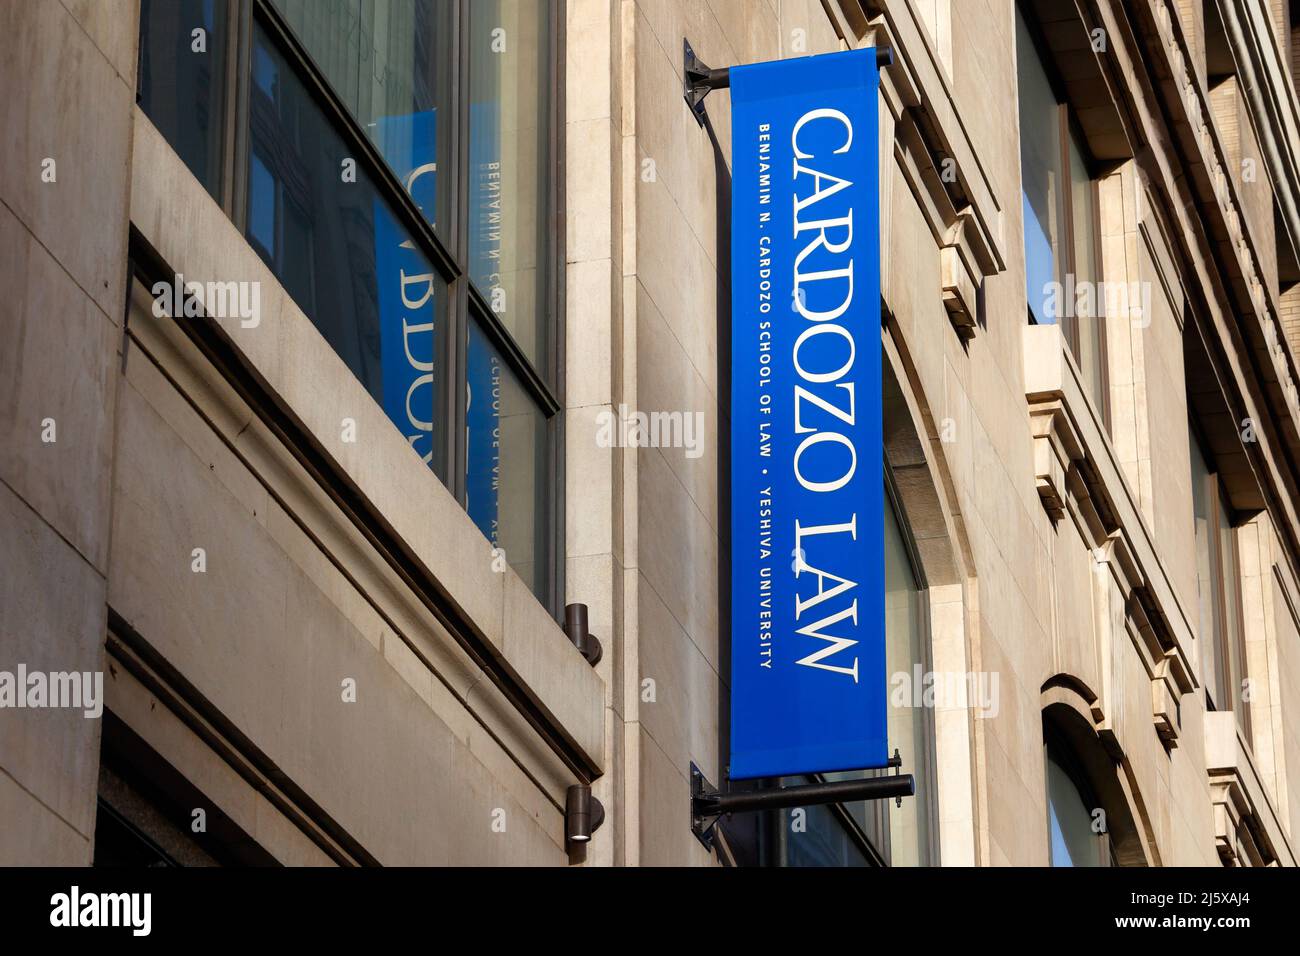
[563, 603, 603, 667]
[565, 784, 605, 844]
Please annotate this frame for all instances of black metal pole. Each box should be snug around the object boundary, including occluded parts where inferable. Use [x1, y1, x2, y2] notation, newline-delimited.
[689, 766, 915, 849]
[685, 40, 893, 126]
[695, 774, 914, 816]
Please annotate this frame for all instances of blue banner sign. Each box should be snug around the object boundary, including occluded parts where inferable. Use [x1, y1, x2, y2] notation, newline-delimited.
[729, 49, 886, 779]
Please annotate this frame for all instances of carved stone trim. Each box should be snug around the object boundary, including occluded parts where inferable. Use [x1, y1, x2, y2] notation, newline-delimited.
[1026, 327, 1197, 747]
[941, 210, 992, 332]
[1094, 530, 1190, 746]
[1204, 711, 1285, 866]
[1209, 770, 1253, 865]
[1144, 0, 1300, 446]
[1028, 400, 1082, 521]
[855, 11, 1005, 338]
[1207, 767, 1279, 866]
[1149, 654, 1186, 746]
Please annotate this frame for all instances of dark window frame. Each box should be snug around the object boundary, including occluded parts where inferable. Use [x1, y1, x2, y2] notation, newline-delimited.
[1190, 423, 1253, 742]
[875, 458, 939, 866]
[140, 0, 567, 616]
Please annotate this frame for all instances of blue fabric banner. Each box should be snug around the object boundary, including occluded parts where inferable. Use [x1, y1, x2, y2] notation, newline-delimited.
[728, 49, 886, 779]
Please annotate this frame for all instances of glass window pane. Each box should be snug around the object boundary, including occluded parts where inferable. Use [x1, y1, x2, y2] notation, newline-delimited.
[138, 0, 229, 200]
[883, 499, 930, 866]
[1017, 8, 1065, 324]
[1045, 744, 1106, 866]
[1068, 134, 1097, 288]
[467, 321, 549, 599]
[248, 24, 448, 475]
[248, 152, 276, 254]
[812, 493, 932, 866]
[470, 0, 551, 369]
[1190, 433, 1225, 709]
[268, 0, 454, 236]
[1218, 492, 1248, 731]
[780, 802, 871, 867]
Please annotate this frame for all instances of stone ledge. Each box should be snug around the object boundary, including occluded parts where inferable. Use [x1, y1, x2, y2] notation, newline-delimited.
[850, 5, 1004, 339]
[128, 106, 606, 777]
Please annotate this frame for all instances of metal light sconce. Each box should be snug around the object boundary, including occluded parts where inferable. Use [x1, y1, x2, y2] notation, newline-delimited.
[565, 784, 605, 845]
[563, 603, 602, 667]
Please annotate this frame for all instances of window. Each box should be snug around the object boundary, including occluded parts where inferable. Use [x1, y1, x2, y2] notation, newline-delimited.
[137, 0, 232, 202]
[138, 0, 562, 608]
[1016, 6, 1108, 426]
[779, 801, 872, 867]
[267, 1, 454, 237]
[245, 22, 451, 472]
[877, 489, 935, 864]
[1044, 725, 1110, 867]
[1190, 426, 1251, 739]
[468, 0, 553, 367]
[764, 478, 937, 866]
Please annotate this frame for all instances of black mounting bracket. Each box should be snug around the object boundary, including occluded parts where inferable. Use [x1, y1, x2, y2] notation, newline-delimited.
[690, 752, 914, 851]
[683, 39, 731, 127]
[683, 39, 895, 128]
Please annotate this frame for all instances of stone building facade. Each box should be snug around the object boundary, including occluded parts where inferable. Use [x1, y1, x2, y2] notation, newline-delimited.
[3, 0, 1300, 866]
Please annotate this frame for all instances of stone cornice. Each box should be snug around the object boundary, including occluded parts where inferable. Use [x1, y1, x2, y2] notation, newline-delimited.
[1102, 0, 1300, 589]
[1219, 0, 1300, 276]
[835, 1, 1006, 334]
[1139, 0, 1300, 413]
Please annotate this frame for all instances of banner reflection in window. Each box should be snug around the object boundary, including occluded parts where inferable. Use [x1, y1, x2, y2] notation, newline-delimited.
[470, 0, 551, 370]
[247, 24, 447, 474]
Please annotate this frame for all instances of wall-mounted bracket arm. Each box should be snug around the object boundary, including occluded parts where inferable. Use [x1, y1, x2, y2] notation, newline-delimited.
[684, 39, 893, 128]
[683, 39, 730, 127]
[690, 757, 914, 851]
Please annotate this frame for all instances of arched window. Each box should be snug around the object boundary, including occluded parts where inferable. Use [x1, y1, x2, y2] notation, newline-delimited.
[1044, 724, 1111, 866]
